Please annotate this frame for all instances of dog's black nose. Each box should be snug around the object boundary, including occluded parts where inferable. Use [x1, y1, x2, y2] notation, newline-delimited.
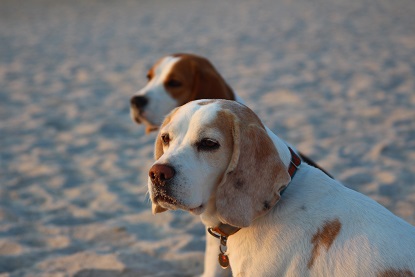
[130, 96, 148, 109]
[149, 164, 176, 186]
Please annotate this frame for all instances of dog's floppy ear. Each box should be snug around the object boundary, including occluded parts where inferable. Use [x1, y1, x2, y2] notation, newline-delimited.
[216, 108, 291, 227]
[189, 58, 235, 102]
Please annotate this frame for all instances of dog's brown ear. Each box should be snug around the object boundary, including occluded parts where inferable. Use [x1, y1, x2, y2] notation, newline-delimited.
[189, 58, 235, 102]
[216, 108, 291, 227]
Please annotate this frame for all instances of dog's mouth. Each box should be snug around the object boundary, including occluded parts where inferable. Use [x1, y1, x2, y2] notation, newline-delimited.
[130, 106, 146, 124]
[188, 204, 205, 215]
[152, 190, 205, 215]
[154, 193, 179, 206]
[130, 107, 159, 133]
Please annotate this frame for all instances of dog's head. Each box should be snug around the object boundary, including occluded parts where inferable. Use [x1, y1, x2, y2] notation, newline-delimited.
[148, 99, 290, 227]
[130, 53, 234, 134]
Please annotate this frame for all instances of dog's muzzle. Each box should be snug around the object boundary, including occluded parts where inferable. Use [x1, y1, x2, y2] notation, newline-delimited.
[149, 163, 179, 207]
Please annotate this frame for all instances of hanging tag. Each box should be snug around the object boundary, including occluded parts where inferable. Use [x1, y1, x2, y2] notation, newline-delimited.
[218, 253, 229, 269]
[218, 237, 229, 269]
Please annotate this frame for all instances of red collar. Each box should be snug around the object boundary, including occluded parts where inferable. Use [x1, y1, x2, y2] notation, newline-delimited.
[287, 147, 301, 179]
[280, 147, 301, 195]
[207, 147, 301, 269]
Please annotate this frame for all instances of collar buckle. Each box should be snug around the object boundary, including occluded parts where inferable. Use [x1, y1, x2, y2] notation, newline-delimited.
[207, 227, 221, 239]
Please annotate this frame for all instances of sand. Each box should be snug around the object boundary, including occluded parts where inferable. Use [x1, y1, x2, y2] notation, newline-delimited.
[0, 0, 414, 276]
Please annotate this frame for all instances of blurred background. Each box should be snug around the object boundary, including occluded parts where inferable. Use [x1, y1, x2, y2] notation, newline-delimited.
[1, 0, 414, 276]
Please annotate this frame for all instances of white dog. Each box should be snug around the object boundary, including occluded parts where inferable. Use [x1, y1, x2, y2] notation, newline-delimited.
[148, 99, 415, 277]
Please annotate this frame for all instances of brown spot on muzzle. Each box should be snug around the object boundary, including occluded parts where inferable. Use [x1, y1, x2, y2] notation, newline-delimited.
[308, 218, 342, 269]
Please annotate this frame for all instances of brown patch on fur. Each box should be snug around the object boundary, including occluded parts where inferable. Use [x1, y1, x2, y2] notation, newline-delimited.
[308, 218, 342, 269]
[202, 109, 235, 154]
[378, 269, 415, 277]
[196, 108, 235, 190]
[166, 53, 235, 104]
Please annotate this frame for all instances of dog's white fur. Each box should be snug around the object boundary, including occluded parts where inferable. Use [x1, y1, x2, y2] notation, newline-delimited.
[149, 100, 415, 277]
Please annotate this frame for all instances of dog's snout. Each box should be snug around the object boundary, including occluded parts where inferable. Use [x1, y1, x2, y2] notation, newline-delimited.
[149, 164, 176, 186]
[130, 95, 148, 109]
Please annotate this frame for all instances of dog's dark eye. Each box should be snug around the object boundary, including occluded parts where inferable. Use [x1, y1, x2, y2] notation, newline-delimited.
[198, 138, 220, 151]
[161, 134, 170, 146]
[166, 79, 182, 88]
[146, 74, 152, 80]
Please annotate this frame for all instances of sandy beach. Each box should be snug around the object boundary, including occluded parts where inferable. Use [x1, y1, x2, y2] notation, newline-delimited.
[1, 0, 414, 276]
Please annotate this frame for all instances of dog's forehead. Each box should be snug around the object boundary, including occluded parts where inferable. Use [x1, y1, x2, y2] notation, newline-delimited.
[191, 101, 222, 127]
[165, 100, 222, 133]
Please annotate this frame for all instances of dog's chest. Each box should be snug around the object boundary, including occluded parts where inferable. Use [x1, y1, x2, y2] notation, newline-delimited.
[226, 224, 311, 276]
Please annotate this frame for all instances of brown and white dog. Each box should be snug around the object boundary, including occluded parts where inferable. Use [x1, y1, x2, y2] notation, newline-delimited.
[130, 53, 331, 276]
[130, 53, 238, 134]
[148, 99, 415, 277]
